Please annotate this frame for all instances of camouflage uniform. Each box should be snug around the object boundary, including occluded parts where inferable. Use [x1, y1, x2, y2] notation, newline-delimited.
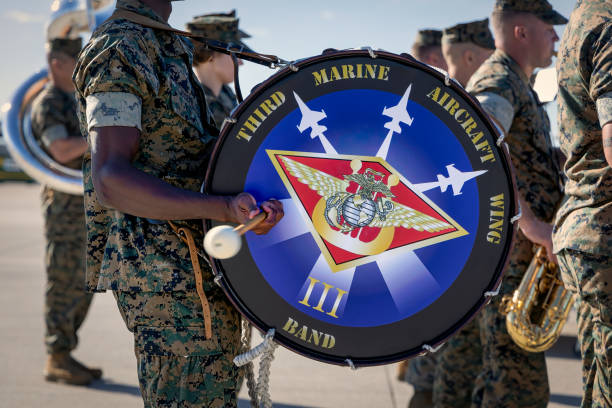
[202, 84, 237, 129]
[554, 1, 612, 407]
[73, 0, 241, 406]
[466, 2, 566, 405]
[30, 38, 93, 356]
[425, 22, 495, 408]
[185, 11, 249, 127]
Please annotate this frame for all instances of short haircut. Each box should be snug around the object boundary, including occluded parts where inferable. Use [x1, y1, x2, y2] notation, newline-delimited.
[412, 44, 440, 62]
[490, 10, 529, 35]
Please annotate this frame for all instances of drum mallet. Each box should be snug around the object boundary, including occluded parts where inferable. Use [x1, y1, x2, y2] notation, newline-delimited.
[204, 212, 267, 259]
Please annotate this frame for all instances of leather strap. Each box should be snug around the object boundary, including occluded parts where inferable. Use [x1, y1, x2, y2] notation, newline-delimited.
[168, 221, 212, 340]
[109, 9, 285, 68]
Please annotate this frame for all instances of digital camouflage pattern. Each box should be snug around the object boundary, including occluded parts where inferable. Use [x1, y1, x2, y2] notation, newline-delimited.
[414, 29, 443, 47]
[442, 18, 495, 50]
[73, 0, 242, 405]
[404, 352, 437, 391]
[467, 49, 562, 407]
[203, 84, 238, 131]
[30, 84, 92, 354]
[186, 10, 251, 51]
[115, 290, 241, 407]
[493, 0, 567, 25]
[553, 0, 612, 255]
[432, 317, 482, 408]
[557, 249, 611, 408]
[554, 2, 612, 407]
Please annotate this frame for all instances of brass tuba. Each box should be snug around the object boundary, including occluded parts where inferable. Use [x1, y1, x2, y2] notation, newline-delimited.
[0, 0, 115, 195]
[502, 246, 575, 352]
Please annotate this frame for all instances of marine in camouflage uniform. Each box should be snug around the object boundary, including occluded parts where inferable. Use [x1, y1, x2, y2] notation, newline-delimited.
[185, 11, 250, 128]
[553, 1, 612, 407]
[73, 0, 281, 406]
[31, 37, 99, 385]
[431, 18, 495, 408]
[466, 1, 567, 406]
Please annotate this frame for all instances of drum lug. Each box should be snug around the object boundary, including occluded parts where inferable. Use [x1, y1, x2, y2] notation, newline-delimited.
[345, 358, 357, 370]
[422, 343, 444, 353]
[361, 46, 378, 59]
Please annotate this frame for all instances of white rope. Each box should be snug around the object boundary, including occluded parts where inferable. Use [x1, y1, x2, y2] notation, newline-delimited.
[234, 328, 277, 408]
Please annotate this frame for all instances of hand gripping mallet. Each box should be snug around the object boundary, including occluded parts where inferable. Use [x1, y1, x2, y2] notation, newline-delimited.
[204, 212, 268, 259]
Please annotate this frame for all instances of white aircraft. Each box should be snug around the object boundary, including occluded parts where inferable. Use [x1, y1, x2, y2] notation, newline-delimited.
[294, 92, 328, 139]
[382, 84, 414, 134]
[413, 164, 487, 196]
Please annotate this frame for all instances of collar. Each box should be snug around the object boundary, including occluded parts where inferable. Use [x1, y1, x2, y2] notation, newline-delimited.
[494, 49, 530, 85]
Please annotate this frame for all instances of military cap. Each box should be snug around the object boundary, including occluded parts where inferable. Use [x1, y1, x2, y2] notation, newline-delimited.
[443, 18, 495, 50]
[414, 29, 443, 47]
[493, 0, 568, 25]
[186, 10, 252, 52]
[45, 37, 82, 59]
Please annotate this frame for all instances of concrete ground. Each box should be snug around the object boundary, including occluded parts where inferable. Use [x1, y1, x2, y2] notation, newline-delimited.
[0, 182, 583, 408]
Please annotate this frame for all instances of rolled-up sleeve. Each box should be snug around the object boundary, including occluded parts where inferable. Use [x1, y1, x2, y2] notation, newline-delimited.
[86, 92, 142, 131]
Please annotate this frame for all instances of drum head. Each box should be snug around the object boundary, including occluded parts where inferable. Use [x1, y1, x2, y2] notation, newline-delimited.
[205, 50, 516, 366]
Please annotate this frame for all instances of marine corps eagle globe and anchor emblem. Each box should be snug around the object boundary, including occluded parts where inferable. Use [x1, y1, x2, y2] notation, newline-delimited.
[205, 49, 517, 366]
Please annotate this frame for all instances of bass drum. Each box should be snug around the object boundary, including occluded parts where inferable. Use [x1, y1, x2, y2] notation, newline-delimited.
[205, 49, 517, 367]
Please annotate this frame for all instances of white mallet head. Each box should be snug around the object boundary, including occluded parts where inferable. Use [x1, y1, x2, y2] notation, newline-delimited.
[204, 225, 242, 259]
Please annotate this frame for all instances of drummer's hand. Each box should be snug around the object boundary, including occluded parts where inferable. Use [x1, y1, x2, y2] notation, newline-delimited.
[228, 194, 284, 234]
[255, 198, 284, 234]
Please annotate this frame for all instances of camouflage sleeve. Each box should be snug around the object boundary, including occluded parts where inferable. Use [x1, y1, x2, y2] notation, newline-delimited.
[85, 92, 142, 131]
[30, 94, 71, 147]
[589, 23, 612, 101]
[590, 23, 612, 127]
[41, 124, 69, 147]
[74, 32, 159, 105]
[468, 73, 519, 134]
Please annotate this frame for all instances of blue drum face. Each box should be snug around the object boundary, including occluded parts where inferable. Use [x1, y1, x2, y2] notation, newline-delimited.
[206, 50, 516, 366]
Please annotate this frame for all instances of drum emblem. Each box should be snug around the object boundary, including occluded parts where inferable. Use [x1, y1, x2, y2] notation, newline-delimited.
[268, 150, 466, 271]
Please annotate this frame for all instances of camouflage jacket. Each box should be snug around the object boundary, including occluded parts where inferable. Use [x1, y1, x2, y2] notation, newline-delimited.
[203, 84, 237, 130]
[31, 84, 82, 170]
[73, 0, 219, 292]
[553, 0, 612, 254]
[468, 50, 562, 223]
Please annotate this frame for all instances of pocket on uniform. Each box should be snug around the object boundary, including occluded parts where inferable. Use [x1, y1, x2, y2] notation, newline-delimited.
[135, 325, 222, 357]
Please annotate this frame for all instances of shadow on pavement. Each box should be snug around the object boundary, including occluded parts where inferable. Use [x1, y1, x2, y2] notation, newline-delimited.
[549, 393, 581, 407]
[89, 379, 141, 396]
[238, 400, 316, 408]
[546, 334, 580, 360]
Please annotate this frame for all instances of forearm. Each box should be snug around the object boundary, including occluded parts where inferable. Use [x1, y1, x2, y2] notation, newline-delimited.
[48, 137, 89, 164]
[94, 158, 232, 221]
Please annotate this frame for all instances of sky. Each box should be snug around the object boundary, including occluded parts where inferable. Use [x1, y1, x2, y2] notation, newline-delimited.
[0, 0, 578, 107]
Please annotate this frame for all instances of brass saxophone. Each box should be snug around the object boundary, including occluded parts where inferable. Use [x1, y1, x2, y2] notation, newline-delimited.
[502, 246, 575, 352]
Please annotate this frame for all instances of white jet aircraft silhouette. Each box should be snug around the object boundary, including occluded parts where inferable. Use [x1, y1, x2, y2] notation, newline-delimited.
[294, 91, 327, 139]
[413, 164, 487, 196]
[382, 84, 414, 133]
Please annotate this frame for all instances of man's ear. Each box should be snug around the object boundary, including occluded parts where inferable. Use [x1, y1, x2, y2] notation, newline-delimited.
[514, 25, 527, 41]
[464, 49, 475, 66]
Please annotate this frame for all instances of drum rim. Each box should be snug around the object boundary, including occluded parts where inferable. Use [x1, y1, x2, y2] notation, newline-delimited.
[204, 49, 518, 366]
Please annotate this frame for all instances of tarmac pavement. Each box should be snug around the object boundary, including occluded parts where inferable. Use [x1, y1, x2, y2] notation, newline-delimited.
[0, 182, 583, 408]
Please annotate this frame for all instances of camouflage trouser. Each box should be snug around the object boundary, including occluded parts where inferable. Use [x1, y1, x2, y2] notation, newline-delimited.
[472, 275, 549, 408]
[404, 352, 438, 391]
[432, 317, 482, 408]
[42, 187, 93, 354]
[558, 249, 612, 408]
[114, 290, 242, 408]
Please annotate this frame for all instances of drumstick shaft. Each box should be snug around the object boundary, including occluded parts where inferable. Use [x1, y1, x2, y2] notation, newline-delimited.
[234, 212, 267, 235]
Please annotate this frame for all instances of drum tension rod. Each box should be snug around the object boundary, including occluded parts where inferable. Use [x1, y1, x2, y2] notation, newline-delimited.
[345, 358, 357, 370]
[422, 343, 444, 353]
[361, 46, 378, 59]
